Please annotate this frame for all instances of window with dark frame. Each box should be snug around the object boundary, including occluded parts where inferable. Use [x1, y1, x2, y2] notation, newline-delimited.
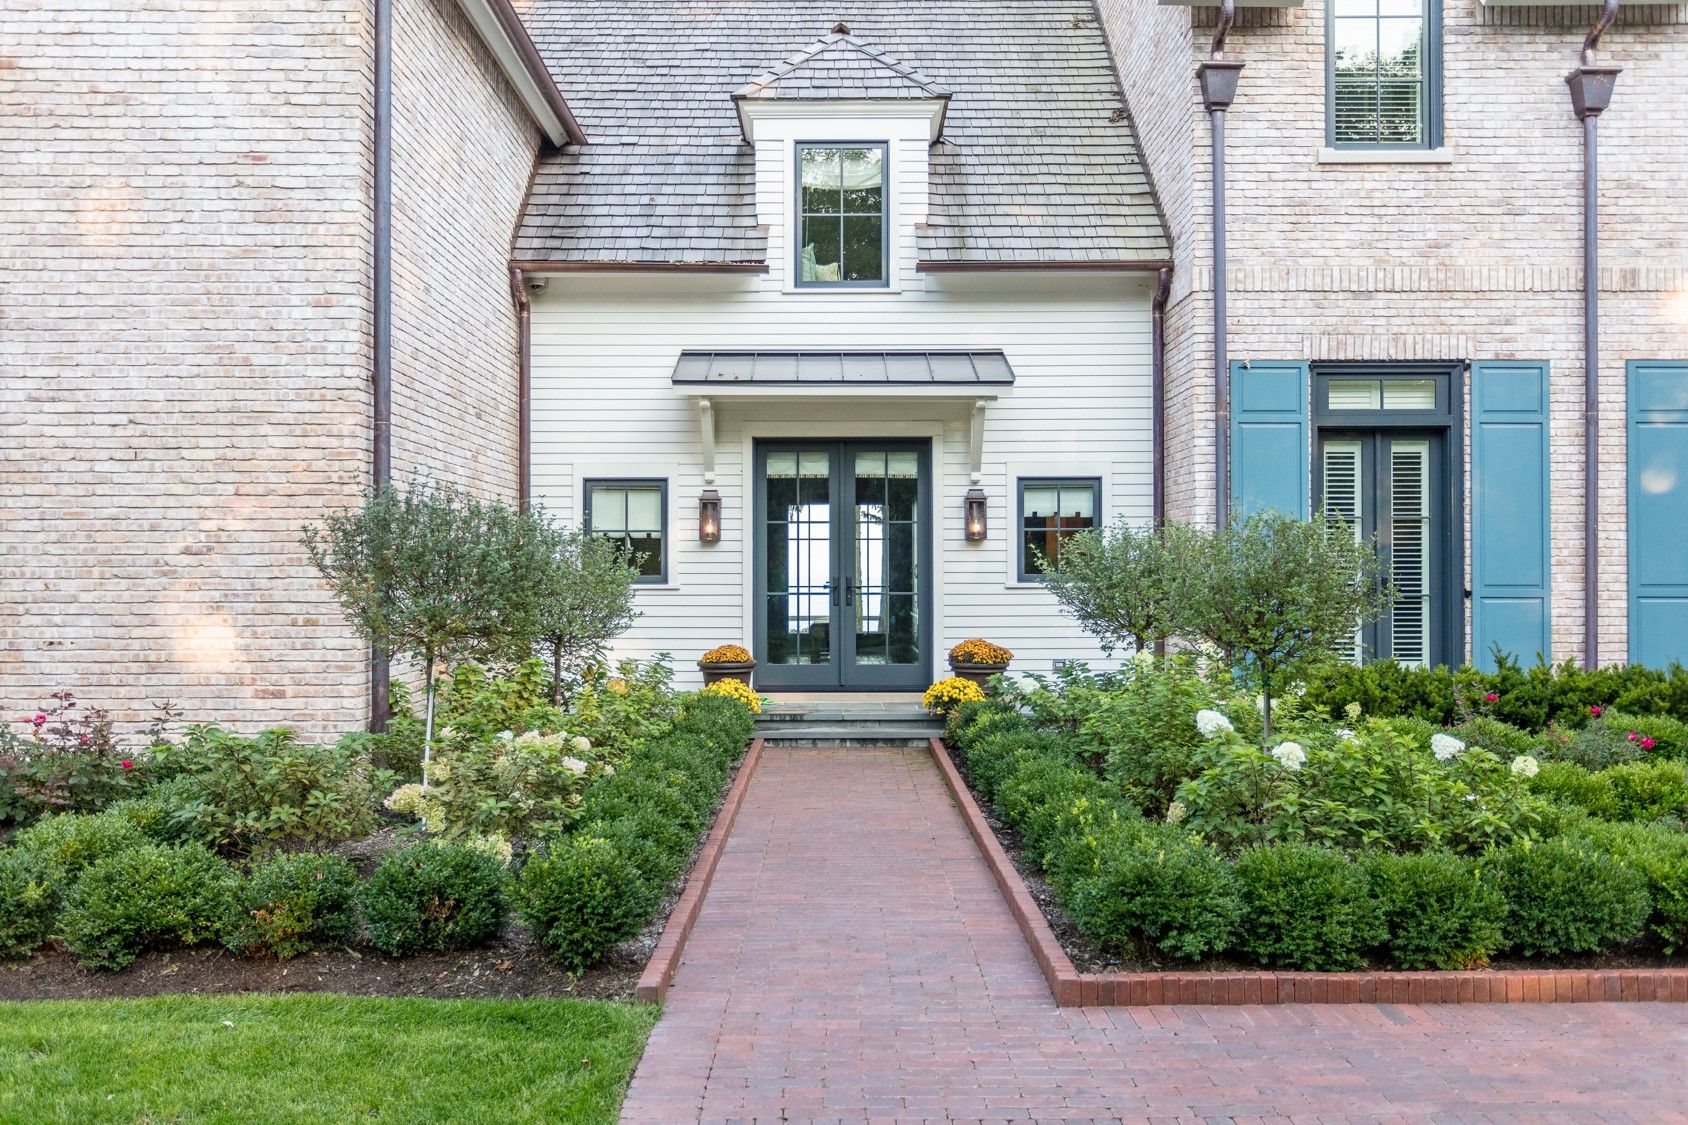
[1018, 478, 1101, 581]
[1328, 0, 1440, 149]
[796, 143, 887, 286]
[585, 480, 667, 583]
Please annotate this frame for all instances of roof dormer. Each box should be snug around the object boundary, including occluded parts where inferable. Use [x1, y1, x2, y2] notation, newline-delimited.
[732, 24, 952, 144]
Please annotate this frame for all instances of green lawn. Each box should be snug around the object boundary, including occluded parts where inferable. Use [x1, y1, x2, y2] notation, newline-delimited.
[0, 993, 658, 1124]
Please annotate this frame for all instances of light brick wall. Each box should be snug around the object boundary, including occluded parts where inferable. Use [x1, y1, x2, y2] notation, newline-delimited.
[1100, 0, 1688, 665]
[1, 0, 540, 736]
[390, 0, 538, 498]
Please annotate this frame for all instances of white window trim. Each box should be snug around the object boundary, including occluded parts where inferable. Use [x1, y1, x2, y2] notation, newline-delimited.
[1317, 146, 1455, 165]
[780, 134, 904, 295]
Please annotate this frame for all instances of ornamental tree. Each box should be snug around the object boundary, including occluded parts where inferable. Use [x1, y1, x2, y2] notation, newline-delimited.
[523, 511, 640, 705]
[1037, 518, 1203, 654]
[1184, 510, 1393, 745]
[303, 483, 535, 782]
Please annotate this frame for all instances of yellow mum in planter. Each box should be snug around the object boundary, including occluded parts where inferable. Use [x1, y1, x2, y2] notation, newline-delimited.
[701, 644, 754, 665]
[701, 677, 762, 714]
[949, 638, 1014, 665]
[924, 676, 986, 715]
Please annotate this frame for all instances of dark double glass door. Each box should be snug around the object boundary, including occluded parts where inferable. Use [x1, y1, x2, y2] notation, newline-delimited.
[753, 441, 931, 691]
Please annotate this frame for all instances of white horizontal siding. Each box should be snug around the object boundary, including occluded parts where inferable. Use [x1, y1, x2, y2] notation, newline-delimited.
[530, 126, 1156, 686]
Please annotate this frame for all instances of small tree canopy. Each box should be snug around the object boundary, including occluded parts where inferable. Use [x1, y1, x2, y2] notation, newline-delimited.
[303, 483, 537, 779]
[1038, 519, 1203, 654]
[525, 511, 641, 704]
[1184, 510, 1394, 743]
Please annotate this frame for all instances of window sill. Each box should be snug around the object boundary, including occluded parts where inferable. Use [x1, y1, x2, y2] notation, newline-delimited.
[1317, 147, 1454, 166]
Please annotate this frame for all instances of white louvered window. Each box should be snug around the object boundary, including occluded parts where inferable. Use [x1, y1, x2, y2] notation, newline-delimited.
[1388, 441, 1431, 668]
[1322, 441, 1366, 666]
[1329, 0, 1437, 149]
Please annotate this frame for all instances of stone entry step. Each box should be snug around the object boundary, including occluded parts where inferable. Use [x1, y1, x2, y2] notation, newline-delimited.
[754, 693, 941, 746]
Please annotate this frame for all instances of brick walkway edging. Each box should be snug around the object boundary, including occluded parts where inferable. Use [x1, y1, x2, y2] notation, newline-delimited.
[927, 737, 1688, 1006]
[635, 737, 766, 1003]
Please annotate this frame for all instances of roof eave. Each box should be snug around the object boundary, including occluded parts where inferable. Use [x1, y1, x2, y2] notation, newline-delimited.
[916, 258, 1175, 273]
[453, 0, 586, 146]
[733, 94, 952, 144]
[510, 259, 771, 274]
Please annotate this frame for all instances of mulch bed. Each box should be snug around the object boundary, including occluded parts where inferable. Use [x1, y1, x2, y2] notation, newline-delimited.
[2, 753, 756, 1005]
[949, 744, 1686, 976]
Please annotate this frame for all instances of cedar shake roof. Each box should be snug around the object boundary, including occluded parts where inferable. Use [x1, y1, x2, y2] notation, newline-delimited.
[510, 1, 1170, 269]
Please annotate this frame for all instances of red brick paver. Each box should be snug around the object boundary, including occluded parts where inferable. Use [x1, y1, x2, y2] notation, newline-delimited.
[620, 748, 1688, 1123]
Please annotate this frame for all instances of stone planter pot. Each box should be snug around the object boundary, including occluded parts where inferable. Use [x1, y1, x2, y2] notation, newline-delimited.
[699, 660, 757, 689]
[949, 661, 1009, 687]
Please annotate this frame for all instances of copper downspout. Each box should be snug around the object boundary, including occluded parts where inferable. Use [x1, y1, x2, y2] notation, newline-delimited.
[510, 266, 532, 511]
[1198, 0, 1242, 529]
[369, 0, 393, 732]
[1151, 266, 1173, 527]
[1568, 0, 1621, 669]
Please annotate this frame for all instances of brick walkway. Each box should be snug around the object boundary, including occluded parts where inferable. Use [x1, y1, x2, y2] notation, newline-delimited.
[620, 748, 1688, 1123]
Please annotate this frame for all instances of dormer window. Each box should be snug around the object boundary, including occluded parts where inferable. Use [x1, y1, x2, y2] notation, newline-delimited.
[797, 143, 887, 287]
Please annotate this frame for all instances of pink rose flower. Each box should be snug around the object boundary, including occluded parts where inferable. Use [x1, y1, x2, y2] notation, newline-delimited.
[120, 760, 133, 770]
[1484, 693, 1499, 703]
[31, 714, 45, 727]
[1641, 738, 1657, 751]
[1629, 731, 1640, 742]
[1589, 705, 1603, 717]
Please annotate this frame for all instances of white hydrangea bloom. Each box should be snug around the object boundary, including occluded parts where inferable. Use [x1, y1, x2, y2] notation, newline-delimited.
[570, 735, 592, 754]
[1431, 733, 1465, 762]
[1165, 800, 1188, 824]
[495, 730, 514, 742]
[1131, 649, 1157, 668]
[1335, 727, 1357, 743]
[1271, 741, 1306, 771]
[560, 756, 588, 776]
[1511, 755, 1540, 778]
[1196, 709, 1234, 738]
[602, 763, 616, 776]
[1344, 702, 1363, 722]
[467, 834, 514, 866]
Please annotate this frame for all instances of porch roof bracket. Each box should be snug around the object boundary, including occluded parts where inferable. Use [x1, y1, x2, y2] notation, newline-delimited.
[697, 397, 717, 484]
[969, 400, 987, 485]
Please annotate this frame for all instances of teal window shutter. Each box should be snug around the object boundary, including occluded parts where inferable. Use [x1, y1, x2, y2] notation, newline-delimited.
[1471, 361, 1551, 671]
[1230, 361, 1309, 520]
[1628, 361, 1688, 668]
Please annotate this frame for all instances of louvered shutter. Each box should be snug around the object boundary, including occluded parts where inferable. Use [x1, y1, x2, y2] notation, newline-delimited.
[1629, 362, 1688, 667]
[1388, 441, 1431, 668]
[1322, 441, 1366, 665]
[1472, 362, 1551, 671]
[1230, 361, 1309, 521]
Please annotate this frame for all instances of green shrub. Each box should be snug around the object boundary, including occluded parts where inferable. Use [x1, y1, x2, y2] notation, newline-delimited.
[1364, 851, 1505, 970]
[360, 842, 509, 957]
[1233, 844, 1384, 971]
[1603, 761, 1688, 822]
[1064, 821, 1242, 961]
[1493, 838, 1650, 957]
[1605, 711, 1688, 759]
[0, 693, 140, 828]
[15, 810, 148, 881]
[60, 843, 239, 970]
[1075, 657, 1216, 814]
[992, 754, 1111, 860]
[518, 835, 650, 971]
[1551, 722, 1647, 770]
[102, 794, 178, 841]
[153, 726, 385, 855]
[224, 853, 359, 960]
[1528, 761, 1619, 820]
[1447, 716, 1542, 757]
[1575, 821, 1688, 953]
[0, 848, 58, 958]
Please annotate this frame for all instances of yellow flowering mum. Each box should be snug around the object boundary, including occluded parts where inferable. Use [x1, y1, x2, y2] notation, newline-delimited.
[924, 676, 986, 715]
[701, 644, 754, 664]
[701, 677, 762, 714]
[948, 638, 1014, 665]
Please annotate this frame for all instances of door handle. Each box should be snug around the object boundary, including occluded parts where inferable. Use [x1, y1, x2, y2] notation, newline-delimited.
[830, 578, 840, 607]
[844, 577, 855, 607]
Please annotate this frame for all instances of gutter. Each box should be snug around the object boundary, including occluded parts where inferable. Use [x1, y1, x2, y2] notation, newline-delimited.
[1566, 0, 1621, 670]
[369, 0, 394, 732]
[453, 0, 586, 147]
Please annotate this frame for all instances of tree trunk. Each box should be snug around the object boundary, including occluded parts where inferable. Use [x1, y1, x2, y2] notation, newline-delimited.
[549, 642, 564, 707]
[1259, 665, 1273, 747]
[421, 651, 437, 788]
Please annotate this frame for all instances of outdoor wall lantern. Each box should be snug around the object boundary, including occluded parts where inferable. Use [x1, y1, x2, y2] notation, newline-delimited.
[964, 488, 988, 542]
[698, 489, 722, 544]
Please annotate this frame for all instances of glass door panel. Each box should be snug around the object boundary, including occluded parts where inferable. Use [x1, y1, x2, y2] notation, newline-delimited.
[754, 441, 929, 691]
[759, 448, 839, 687]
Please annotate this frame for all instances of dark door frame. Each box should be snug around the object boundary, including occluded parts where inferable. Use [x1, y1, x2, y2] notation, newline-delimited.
[751, 438, 934, 691]
[1311, 362, 1465, 669]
